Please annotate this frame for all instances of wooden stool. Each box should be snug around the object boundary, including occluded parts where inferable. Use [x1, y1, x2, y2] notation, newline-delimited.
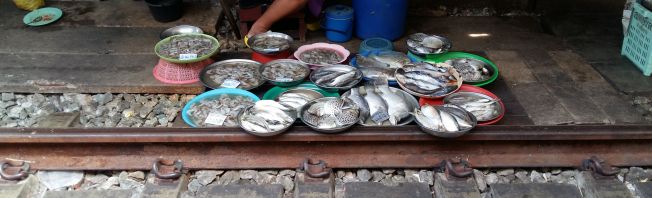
[237, 4, 306, 41]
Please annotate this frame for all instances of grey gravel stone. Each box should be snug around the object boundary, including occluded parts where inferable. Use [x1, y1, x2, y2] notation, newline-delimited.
[551, 169, 562, 175]
[187, 179, 202, 195]
[37, 171, 85, 190]
[336, 170, 346, 178]
[343, 172, 359, 183]
[381, 175, 398, 186]
[357, 169, 371, 182]
[99, 176, 120, 190]
[218, 171, 240, 185]
[473, 170, 487, 192]
[627, 167, 649, 182]
[278, 169, 295, 177]
[254, 172, 276, 184]
[391, 175, 406, 183]
[118, 171, 144, 189]
[128, 171, 145, 180]
[196, 170, 222, 186]
[275, 175, 294, 192]
[497, 169, 515, 176]
[382, 169, 396, 174]
[85, 174, 109, 185]
[240, 170, 258, 180]
[92, 93, 113, 106]
[418, 170, 434, 185]
[372, 171, 385, 182]
[530, 170, 545, 183]
[405, 169, 419, 183]
[486, 173, 499, 184]
[515, 171, 529, 183]
[2, 93, 15, 101]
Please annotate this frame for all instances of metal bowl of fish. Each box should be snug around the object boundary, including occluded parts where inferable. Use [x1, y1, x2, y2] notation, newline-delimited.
[247, 32, 293, 55]
[395, 62, 463, 99]
[443, 92, 503, 122]
[342, 85, 419, 126]
[275, 89, 324, 117]
[353, 51, 412, 82]
[237, 100, 297, 137]
[200, 59, 265, 90]
[261, 59, 310, 87]
[300, 97, 360, 133]
[295, 43, 350, 68]
[155, 33, 220, 64]
[310, 65, 363, 91]
[406, 33, 452, 56]
[413, 104, 477, 138]
[444, 58, 493, 83]
[160, 25, 204, 40]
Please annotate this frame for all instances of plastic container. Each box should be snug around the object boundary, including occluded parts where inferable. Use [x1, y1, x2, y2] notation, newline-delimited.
[251, 50, 291, 64]
[622, 1, 652, 76]
[145, 0, 183, 22]
[323, 5, 354, 43]
[359, 37, 393, 55]
[153, 59, 213, 84]
[294, 43, 350, 69]
[181, 88, 260, 128]
[353, 0, 407, 41]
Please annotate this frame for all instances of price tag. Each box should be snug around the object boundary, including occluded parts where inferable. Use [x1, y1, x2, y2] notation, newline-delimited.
[275, 77, 293, 82]
[204, 112, 227, 126]
[179, 54, 198, 60]
[220, 79, 241, 88]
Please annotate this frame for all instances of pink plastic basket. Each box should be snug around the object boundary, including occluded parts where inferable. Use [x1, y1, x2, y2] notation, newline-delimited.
[153, 59, 214, 84]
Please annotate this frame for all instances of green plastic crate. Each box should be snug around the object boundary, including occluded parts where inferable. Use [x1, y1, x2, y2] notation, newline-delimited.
[623, 1, 652, 76]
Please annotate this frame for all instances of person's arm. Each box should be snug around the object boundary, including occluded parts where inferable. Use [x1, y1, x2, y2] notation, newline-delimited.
[247, 0, 309, 37]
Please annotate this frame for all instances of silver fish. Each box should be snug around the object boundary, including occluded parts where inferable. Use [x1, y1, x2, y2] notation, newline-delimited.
[445, 58, 492, 82]
[370, 51, 411, 68]
[327, 71, 357, 87]
[363, 84, 389, 125]
[312, 66, 361, 88]
[277, 90, 323, 111]
[414, 105, 475, 133]
[377, 85, 410, 125]
[356, 54, 390, 68]
[303, 98, 359, 128]
[437, 109, 459, 132]
[239, 100, 295, 133]
[445, 94, 500, 121]
[345, 87, 369, 122]
[395, 62, 459, 96]
[359, 67, 395, 81]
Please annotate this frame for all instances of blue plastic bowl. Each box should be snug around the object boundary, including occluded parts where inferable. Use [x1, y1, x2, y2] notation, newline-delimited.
[359, 37, 393, 55]
[181, 88, 261, 128]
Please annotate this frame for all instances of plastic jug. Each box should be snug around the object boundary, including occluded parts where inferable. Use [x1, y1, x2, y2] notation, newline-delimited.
[323, 5, 354, 43]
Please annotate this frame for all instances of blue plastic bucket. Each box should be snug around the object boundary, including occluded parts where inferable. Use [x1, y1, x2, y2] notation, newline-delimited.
[359, 37, 393, 55]
[353, 0, 407, 41]
[323, 5, 354, 43]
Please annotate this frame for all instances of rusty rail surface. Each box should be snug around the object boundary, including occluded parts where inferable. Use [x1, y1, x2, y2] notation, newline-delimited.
[0, 125, 651, 170]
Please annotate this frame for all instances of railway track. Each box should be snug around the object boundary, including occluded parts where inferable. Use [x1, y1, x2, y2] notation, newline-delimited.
[2, 125, 652, 171]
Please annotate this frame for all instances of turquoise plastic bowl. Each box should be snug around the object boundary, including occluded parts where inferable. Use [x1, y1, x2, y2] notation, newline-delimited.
[181, 88, 260, 127]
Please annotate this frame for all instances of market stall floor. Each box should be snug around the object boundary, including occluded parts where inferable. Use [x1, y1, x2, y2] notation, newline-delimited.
[0, 1, 648, 125]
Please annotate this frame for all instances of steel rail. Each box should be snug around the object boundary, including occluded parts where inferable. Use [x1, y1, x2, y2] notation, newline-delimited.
[0, 125, 651, 170]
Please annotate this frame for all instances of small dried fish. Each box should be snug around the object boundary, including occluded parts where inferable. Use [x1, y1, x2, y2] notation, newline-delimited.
[262, 60, 310, 82]
[186, 95, 255, 127]
[158, 35, 215, 59]
[251, 37, 290, 52]
[299, 48, 343, 65]
[204, 60, 263, 90]
[444, 58, 492, 82]
[302, 98, 359, 129]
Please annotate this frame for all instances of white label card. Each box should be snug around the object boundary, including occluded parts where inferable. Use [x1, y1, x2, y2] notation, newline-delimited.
[220, 79, 241, 88]
[204, 112, 227, 126]
[179, 54, 198, 60]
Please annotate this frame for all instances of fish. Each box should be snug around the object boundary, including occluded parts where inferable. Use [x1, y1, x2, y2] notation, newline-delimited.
[239, 101, 294, 133]
[346, 87, 369, 122]
[277, 91, 322, 111]
[303, 98, 359, 128]
[445, 58, 492, 82]
[369, 51, 411, 68]
[327, 71, 357, 87]
[377, 85, 410, 125]
[313, 67, 360, 88]
[356, 54, 390, 68]
[358, 67, 395, 81]
[395, 63, 459, 96]
[363, 84, 390, 125]
[240, 114, 270, 132]
[446, 95, 500, 121]
[414, 105, 475, 133]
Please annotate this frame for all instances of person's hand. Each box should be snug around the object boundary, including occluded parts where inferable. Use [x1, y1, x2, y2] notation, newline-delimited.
[247, 22, 270, 37]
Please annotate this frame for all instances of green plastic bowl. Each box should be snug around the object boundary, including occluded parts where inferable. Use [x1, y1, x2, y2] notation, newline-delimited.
[262, 82, 339, 100]
[154, 33, 220, 64]
[425, 52, 499, 87]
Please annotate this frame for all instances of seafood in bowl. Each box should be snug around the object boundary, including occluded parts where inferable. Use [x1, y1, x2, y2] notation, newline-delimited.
[301, 97, 360, 133]
[413, 104, 477, 138]
[395, 62, 462, 98]
[185, 94, 255, 127]
[201, 59, 264, 90]
[237, 100, 296, 136]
